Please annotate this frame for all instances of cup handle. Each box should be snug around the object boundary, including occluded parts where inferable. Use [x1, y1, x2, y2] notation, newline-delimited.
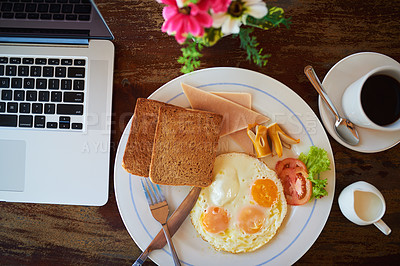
[374, 219, 391, 235]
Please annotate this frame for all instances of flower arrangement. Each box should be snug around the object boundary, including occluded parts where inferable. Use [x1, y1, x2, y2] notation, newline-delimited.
[158, 0, 291, 73]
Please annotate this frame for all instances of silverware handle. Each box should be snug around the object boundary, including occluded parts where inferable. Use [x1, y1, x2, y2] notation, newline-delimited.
[132, 248, 150, 266]
[162, 223, 181, 266]
[141, 187, 201, 250]
[304, 65, 340, 120]
[132, 187, 200, 264]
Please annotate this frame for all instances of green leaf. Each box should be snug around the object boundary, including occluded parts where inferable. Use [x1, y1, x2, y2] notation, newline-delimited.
[198, 27, 223, 47]
[185, 0, 199, 5]
[246, 6, 292, 30]
[299, 146, 331, 199]
[237, 27, 271, 67]
[178, 40, 203, 74]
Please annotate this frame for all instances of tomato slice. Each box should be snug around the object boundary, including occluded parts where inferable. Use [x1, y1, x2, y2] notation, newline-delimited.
[275, 158, 307, 175]
[278, 166, 312, 205]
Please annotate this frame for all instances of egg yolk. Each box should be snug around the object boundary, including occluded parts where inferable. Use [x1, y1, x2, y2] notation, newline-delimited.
[251, 178, 278, 208]
[201, 207, 229, 233]
[237, 206, 265, 234]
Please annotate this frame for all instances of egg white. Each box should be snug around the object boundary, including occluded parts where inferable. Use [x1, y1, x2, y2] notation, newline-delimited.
[190, 152, 287, 253]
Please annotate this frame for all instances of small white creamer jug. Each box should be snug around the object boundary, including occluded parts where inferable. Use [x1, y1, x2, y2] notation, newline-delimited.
[338, 181, 391, 235]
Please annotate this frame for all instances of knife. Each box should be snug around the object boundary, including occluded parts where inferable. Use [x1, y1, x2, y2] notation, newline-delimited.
[133, 186, 201, 265]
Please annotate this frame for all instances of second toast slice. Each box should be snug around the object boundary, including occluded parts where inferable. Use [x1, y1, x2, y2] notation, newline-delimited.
[149, 105, 223, 187]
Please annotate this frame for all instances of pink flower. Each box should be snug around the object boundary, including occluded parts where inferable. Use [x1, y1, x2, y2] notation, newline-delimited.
[161, 0, 213, 44]
[211, 0, 231, 13]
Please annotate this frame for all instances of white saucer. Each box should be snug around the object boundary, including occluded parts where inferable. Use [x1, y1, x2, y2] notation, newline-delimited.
[320, 52, 400, 153]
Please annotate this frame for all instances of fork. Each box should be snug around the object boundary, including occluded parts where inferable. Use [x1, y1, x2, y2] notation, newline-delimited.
[140, 178, 181, 266]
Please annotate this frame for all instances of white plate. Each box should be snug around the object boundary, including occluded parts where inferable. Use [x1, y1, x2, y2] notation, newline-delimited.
[320, 52, 400, 153]
[114, 67, 336, 265]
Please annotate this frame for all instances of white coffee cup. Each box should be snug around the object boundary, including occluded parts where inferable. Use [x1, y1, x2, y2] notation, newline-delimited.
[341, 66, 400, 131]
[338, 181, 391, 235]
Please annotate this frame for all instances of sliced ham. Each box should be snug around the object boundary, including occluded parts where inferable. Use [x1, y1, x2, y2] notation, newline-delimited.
[211, 92, 254, 154]
[211, 92, 252, 108]
[182, 83, 270, 136]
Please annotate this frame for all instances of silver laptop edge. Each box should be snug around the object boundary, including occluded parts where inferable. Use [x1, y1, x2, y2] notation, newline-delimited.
[0, 0, 114, 206]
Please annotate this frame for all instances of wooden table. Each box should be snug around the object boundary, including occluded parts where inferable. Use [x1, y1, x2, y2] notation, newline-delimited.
[1, 0, 399, 264]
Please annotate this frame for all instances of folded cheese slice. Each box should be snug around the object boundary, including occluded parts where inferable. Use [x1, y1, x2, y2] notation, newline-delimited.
[182, 83, 269, 136]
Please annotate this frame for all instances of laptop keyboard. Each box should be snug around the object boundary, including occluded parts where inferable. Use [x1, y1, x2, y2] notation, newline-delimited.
[0, 55, 86, 130]
[0, 0, 92, 21]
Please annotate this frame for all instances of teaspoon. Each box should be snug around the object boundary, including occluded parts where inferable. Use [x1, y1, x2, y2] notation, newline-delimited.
[304, 65, 360, 146]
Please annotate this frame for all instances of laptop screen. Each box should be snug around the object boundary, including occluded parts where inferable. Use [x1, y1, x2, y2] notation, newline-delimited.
[0, 0, 113, 40]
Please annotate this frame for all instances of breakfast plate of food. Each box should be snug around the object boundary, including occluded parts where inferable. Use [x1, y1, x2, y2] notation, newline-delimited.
[114, 67, 335, 265]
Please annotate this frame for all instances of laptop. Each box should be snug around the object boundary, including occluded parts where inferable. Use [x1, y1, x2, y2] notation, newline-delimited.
[0, 0, 114, 206]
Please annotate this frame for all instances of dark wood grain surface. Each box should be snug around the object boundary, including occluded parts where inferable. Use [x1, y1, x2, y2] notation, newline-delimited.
[1, 0, 400, 265]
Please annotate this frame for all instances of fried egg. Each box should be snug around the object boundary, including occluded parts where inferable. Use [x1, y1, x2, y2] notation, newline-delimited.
[190, 152, 287, 253]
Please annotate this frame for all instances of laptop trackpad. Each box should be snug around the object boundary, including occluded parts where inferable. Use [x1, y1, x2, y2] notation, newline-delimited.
[0, 140, 26, 192]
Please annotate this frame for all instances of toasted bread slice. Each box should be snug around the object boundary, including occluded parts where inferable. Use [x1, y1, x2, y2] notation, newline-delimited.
[122, 98, 175, 177]
[149, 106, 223, 187]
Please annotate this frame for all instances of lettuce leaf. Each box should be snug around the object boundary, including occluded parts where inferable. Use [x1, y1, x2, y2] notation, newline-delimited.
[299, 146, 331, 199]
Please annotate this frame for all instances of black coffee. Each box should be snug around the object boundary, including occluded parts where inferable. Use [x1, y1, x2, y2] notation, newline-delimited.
[361, 74, 400, 126]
